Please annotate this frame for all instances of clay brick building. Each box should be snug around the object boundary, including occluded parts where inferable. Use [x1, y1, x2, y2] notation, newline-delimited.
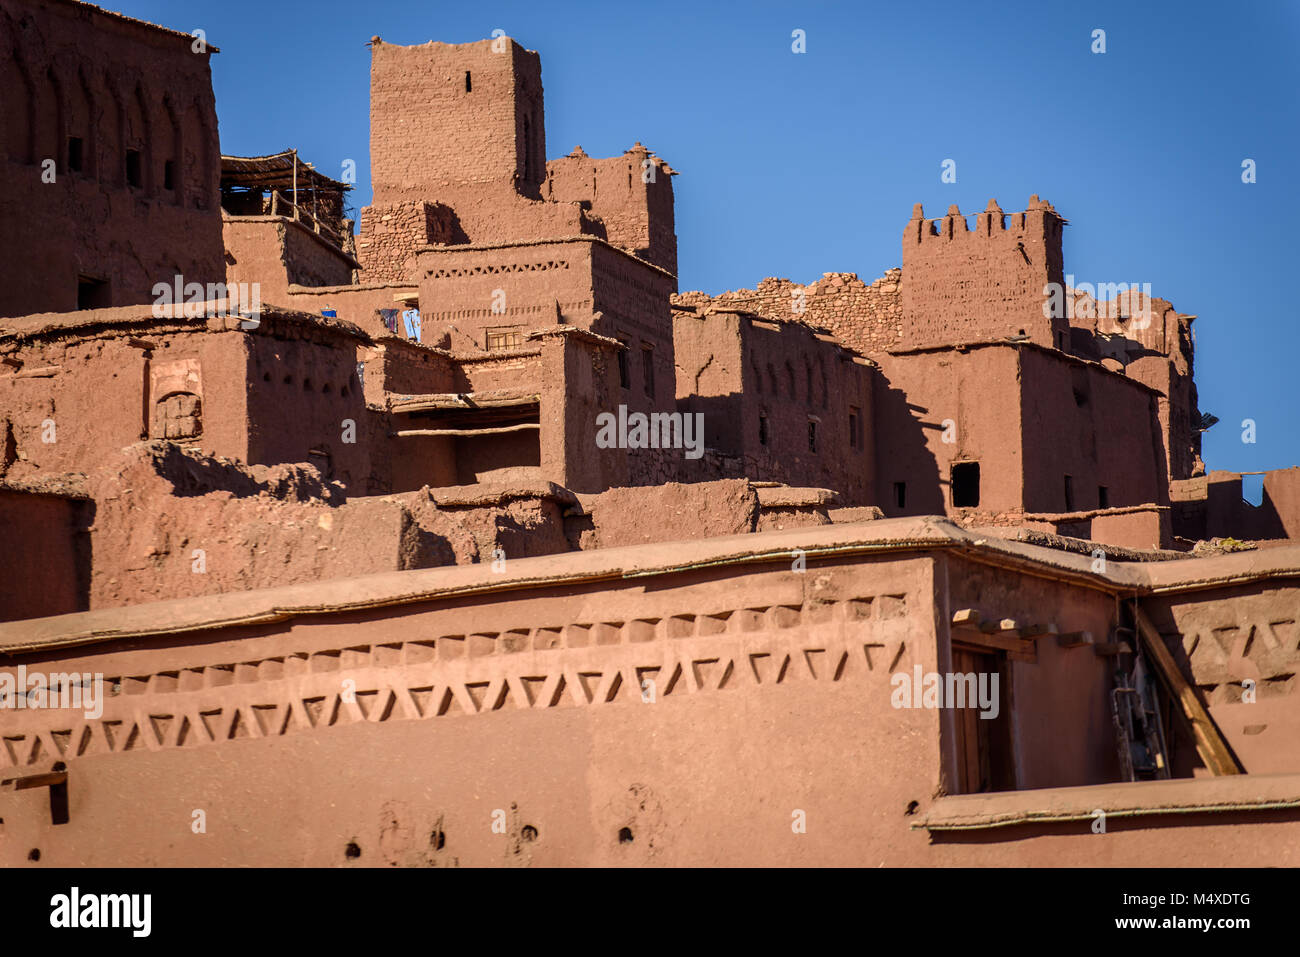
[0, 0, 224, 318]
[3, 0, 1300, 871]
[673, 306, 874, 502]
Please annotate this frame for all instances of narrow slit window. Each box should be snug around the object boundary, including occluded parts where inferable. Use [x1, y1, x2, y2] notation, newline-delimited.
[125, 149, 143, 188]
[67, 136, 83, 173]
[641, 346, 654, 398]
[894, 482, 907, 510]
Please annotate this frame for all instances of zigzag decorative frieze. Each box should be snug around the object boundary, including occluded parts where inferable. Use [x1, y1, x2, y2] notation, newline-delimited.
[0, 593, 912, 768]
[1167, 592, 1299, 704]
[427, 260, 570, 280]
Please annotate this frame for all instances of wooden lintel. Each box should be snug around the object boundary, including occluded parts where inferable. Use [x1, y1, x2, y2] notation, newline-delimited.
[954, 629, 1036, 660]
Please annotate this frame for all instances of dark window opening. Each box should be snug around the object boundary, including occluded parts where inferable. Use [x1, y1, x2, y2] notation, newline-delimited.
[894, 481, 907, 510]
[952, 461, 981, 508]
[641, 346, 654, 398]
[848, 409, 859, 449]
[125, 149, 143, 188]
[1064, 474, 1075, 511]
[163, 159, 176, 190]
[464, 71, 472, 93]
[1098, 485, 1109, 508]
[67, 136, 83, 173]
[807, 419, 818, 453]
[77, 276, 110, 310]
[616, 343, 629, 389]
[759, 413, 769, 446]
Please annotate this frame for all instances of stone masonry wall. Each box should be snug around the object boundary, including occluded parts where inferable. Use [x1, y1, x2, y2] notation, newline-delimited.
[674, 268, 902, 357]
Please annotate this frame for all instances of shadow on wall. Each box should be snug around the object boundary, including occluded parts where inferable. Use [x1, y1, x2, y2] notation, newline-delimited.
[873, 370, 944, 517]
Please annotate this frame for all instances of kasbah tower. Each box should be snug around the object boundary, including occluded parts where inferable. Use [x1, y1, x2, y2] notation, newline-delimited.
[1, 0, 1299, 868]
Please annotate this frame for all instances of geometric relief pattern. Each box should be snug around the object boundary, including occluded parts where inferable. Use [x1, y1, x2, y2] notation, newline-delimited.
[0, 592, 911, 769]
[1170, 594, 1299, 705]
[427, 260, 570, 280]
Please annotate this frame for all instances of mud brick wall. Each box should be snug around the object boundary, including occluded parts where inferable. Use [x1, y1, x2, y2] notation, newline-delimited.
[674, 310, 874, 505]
[0, 0, 224, 318]
[357, 201, 459, 284]
[901, 197, 1068, 351]
[545, 147, 677, 274]
[369, 37, 544, 201]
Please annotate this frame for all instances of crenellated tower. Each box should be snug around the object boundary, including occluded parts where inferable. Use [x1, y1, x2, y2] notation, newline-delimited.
[900, 195, 1068, 351]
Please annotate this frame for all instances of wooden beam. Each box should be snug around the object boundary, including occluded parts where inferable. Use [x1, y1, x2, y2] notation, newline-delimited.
[1132, 604, 1242, 776]
[1092, 641, 1132, 657]
[1055, 630, 1093, 649]
[1013, 623, 1057, 641]
[391, 423, 541, 438]
[0, 770, 67, 791]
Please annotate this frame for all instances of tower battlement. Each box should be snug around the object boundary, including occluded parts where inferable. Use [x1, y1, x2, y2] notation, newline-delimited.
[900, 195, 1068, 351]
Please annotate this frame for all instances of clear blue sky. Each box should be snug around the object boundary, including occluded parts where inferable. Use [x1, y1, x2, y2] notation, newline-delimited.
[116, 0, 1300, 480]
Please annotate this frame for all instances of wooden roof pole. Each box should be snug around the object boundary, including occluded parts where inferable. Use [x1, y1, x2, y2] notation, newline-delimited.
[1132, 602, 1242, 776]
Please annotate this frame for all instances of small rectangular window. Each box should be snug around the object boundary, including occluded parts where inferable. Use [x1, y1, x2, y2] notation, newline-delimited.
[125, 149, 143, 188]
[77, 276, 110, 310]
[642, 346, 655, 398]
[485, 327, 522, 351]
[1064, 474, 1075, 511]
[759, 413, 769, 447]
[465, 71, 472, 93]
[848, 409, 858, 449]
[894, 481, 906, 510]
[617, 341, 629, 389]
[952, 461, 980, 508]
[67, 136, 83, 172]
[1098, 485, 1109, 508]
[807, 419, 818, 453]
[164, 159, 176, 191]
